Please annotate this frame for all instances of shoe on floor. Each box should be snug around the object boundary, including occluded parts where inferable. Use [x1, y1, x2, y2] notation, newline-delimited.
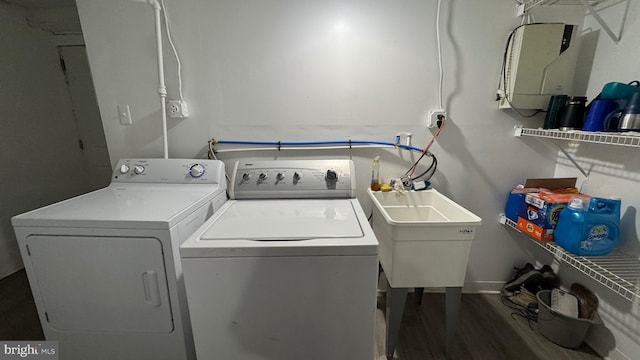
[504, 284, 538, 308]
[539, 264, 560, 290]
[504, 263, 544, 293]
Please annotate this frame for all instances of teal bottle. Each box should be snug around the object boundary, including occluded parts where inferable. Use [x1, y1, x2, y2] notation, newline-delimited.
[555, 197, 621, 256]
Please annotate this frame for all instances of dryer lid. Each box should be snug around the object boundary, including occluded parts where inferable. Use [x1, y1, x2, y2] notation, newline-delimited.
[11, 183, 224, 229]
[201, 200, 364, 240]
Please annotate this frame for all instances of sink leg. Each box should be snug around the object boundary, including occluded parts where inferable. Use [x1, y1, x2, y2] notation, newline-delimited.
[414, 287, 424, 304]
[385, 286, 408, 360]
[445, 286, 462, 359]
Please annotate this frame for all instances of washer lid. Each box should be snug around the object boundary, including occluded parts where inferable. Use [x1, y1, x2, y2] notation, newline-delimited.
[201, 200, 364, 240]
[12, 183, 223, 229]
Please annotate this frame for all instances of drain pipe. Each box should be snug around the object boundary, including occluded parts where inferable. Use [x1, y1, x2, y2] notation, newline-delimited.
[129, 0, 169, 159]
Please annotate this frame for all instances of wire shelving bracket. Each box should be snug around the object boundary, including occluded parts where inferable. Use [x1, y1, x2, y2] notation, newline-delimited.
[514, 126, 640, 147]
[511, 126, 640, 302]
[516, 0, 625, 44]
[514, 126, 594, 188]
[500, 214, 640, 304]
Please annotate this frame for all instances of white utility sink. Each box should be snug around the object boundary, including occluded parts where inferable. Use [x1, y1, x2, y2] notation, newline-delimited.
[368, 189, 482, 288]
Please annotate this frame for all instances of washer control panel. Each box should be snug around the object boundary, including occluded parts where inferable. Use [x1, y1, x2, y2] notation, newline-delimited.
[230, 160, 356, 199]
[112, 158, 226, 184]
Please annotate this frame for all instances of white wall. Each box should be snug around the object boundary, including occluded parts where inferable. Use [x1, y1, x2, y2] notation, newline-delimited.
[0, 3, 90, 278]
[77, 0, 581, 291]
[549, 2, 640, 359]
[76, 0, 640, 357]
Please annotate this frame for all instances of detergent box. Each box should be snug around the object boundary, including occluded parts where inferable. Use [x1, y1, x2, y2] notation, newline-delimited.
[511, 178, 579, 241]
[504, 186, 539, 222]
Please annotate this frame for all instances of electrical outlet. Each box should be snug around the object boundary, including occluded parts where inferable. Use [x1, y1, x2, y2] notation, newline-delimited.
[167, 100, 189, 119]
[427, 109, 446, 128]
[118, 104, 132, 125]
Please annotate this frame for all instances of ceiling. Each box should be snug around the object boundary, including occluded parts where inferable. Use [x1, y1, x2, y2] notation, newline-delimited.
[4, 0, 77, 9]
[3, 0, 81, 34]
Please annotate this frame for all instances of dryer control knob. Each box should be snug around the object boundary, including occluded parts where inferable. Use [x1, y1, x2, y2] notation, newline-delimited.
[134, 165, 145, 175]
[242, 173, 251, 181]
[119, 164, 130, 174]
[276, 173, 285, 181]
[325, 169, 337, 181]
[189, 164, 205, 178]
[259, 173, 268, 181]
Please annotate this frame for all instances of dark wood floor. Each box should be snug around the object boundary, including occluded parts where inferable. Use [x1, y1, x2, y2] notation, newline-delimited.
[1, 271, 601, 359]
[375, 291, 601, 360]
[0, 270, 43, 340]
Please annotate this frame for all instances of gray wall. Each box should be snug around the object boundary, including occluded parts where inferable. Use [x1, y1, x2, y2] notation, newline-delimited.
[0, 3, 90, 278]
[551, 3, 640, 359]
[75, 0, 639, 358]
[75, 0, 582, 289]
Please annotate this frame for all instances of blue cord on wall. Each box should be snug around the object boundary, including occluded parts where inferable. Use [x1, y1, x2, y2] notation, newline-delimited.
[215, 139, 423, 153]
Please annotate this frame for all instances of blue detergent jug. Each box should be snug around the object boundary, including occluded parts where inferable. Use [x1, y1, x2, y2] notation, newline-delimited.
[555, 197, 621, 256]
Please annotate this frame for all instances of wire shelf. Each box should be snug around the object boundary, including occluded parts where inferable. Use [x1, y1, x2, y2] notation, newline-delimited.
[514, 127, 640, 148]
[500, 214, 640, 303]
[516, 0, 624, 43]
[519, 0, 607, 13]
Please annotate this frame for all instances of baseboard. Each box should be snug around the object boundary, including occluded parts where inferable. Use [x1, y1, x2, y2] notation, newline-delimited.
[462, 281, 504, 294]
[586, 342, 631, 360]
[377, 281, 504, 294]
[0, 266, 24, 281]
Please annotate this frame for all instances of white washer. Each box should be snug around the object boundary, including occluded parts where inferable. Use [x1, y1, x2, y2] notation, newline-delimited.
[180, 159, 378, 360]
[11, 158, 227, 360]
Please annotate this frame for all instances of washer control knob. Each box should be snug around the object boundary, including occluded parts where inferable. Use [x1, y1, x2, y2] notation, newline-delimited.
[325, 169, 337, 181]
[293, 172, 301, 181]
[119, 164, 130, 174]
[259, 173, 268, 181]
[134, 165, 145, 175]
[276, 172, 285, 181]
[189, 164, 205, 178]
[242, 173, 251, 181]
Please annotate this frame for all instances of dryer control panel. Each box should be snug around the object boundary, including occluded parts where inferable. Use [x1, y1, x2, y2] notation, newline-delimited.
[230, 160, 356, 199]
[112, 158, 226, 184]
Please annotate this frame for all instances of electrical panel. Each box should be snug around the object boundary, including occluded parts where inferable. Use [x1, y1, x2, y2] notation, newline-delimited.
[498, 23, 579, 110]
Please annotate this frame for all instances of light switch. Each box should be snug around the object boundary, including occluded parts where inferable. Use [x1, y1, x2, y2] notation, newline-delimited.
[118, 104, 132, 125]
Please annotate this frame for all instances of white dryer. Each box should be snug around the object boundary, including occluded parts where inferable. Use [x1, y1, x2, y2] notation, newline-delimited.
[180, 159, 378, 360]
[11, 158, 227, 360]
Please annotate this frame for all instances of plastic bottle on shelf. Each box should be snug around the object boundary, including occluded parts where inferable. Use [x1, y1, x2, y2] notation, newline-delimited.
[555, 196, 621, 256]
